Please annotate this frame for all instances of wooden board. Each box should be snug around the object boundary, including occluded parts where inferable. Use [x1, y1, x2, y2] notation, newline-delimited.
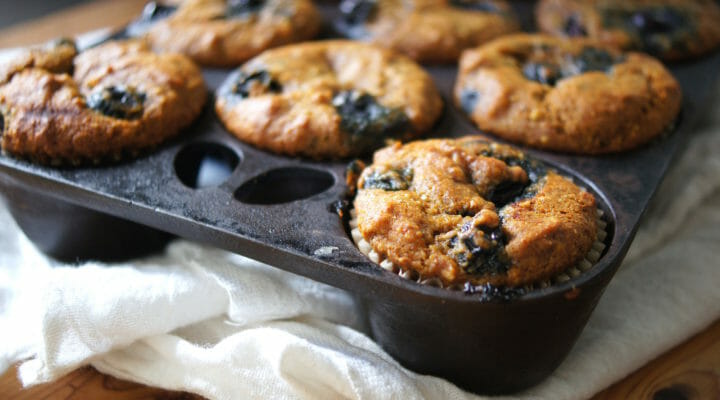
[0, 1, 718, 399]
[0, 364, 200, 400]
[594, 319, 720, 399]
[0, 0, 149, 49]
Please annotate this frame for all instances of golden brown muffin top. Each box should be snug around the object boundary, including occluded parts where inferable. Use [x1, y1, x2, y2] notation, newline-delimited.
[0, 39, 206, 165]
[215, 40, 443, 159]
[337, 0, 520, 63]
[536, 0, 720, 61]
[354, 137, 598, 287]
[145, 0, 322, 67]
[454, 33, 682, 154]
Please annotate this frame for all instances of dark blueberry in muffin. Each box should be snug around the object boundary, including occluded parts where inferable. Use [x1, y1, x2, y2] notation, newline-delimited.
[347, 159, 365, 177]
[487, 179, 529, 207]
[563, 14, 587, 37]
[523, 48, 619, 86]
[87, 86, 146, 120]
[459, 89, 480, 114]
[522, 62, 562, 85]
[361, 167, 413, 191]
[333, 90, 410, 152]
[339, 0, 378, 25]
[466, 282, 525, 301]
[0, 113, 4, 136]
[232, 70, 282, 98]
[227, 0, 265, 17]
[504, 157, 546, 184]
[330, 199, 352, 222]
[447, 222, 509, 276]
[632, 8, 690, 54]
[345, 159, 366, 195]
[573, 47, 618, 73]
[631, 7, 686, 34]
[602, 6, 691, 55]
[450, 0, 499, 13]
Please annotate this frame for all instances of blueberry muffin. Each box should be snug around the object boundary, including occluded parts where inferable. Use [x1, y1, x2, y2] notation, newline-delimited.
[0, 39, 206, 165]
[536, 0, 720, 61]
[350, 137, 600, 288]
[143, 0, 322, 67]
[215, 40, 443, 159]
[336, 0, 520, 64]
[454, 34, 682, 154]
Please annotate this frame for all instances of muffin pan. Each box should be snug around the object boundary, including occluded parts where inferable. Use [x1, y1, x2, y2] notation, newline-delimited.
[1, 2, 719, 395]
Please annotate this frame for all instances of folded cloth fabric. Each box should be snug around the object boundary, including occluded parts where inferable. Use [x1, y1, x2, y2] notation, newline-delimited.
[1, 89, 720, 399]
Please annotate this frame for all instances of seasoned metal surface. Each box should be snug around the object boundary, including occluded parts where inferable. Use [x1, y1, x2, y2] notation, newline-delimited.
[1, 2, 719, 394]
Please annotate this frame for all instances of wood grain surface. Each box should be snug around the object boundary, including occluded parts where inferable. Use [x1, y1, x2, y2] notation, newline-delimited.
[0, 0, 149, 49]
[594, 319, 720, 400]
[0, 1, 718, 399]
[0, 365, 201, 400]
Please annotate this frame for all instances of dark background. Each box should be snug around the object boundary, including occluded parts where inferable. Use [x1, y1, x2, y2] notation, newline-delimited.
[0, 0, 89, 29]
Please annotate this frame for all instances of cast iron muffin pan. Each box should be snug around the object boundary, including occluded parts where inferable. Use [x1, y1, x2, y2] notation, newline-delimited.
[1, 2, 719, 395]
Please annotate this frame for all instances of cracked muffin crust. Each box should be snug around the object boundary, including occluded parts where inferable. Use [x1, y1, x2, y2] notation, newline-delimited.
[215, 40, 443, 159]
[336, 0, 520, 64]
[0, 39, 206, 165]
[536, 0, 720, 61]
[144, 0, 322, 67]
[454, 34, 682, 154]
[352, 137, 598, 287]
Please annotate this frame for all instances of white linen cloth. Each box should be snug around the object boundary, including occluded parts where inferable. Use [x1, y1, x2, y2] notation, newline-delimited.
[1, 90, 720, 400]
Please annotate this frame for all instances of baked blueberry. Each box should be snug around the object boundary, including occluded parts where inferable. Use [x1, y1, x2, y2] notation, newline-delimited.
[87, 86, 146, 120]
[563, 14, 587, 37]
[450, 0, 500, 13]
[227, 0, 265, 17]
[486, 179, 529, 207]
[521, 47, 620, 86]
[522, 62, 562, 85]
[630, 8, 686, 34]
[459, 90, 480, 115]
[361, 166, 413, 191]
[333, 90, 410, 152]
[232, 70, 282, 98]
[339, 0, 378, 26]
[573, 47, 618, 73]
[602, 6, 692, 56]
